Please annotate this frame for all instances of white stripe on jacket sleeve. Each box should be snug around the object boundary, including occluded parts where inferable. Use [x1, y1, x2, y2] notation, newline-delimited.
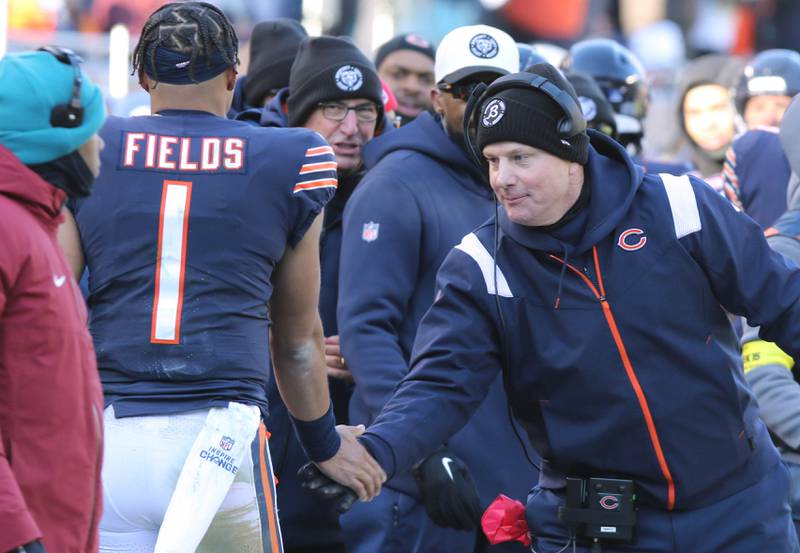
[455, 233, 513, 297]
[660, 173, 702, 239]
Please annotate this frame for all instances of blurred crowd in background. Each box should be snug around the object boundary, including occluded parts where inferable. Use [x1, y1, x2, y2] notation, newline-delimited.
[4, 0, 800, 169]
[5, 2, 800, 552]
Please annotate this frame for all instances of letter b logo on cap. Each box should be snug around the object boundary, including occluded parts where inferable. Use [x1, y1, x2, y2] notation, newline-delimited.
[482, 98, 506, 127]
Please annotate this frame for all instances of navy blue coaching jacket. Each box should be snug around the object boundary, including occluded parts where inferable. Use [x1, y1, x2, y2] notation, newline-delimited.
[361, 129, 800, 511]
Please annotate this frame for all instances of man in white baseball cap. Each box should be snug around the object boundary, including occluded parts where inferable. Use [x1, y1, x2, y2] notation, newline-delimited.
[432, 24, 518, 152]
[435, 24, 519, 84]
[332, 23, 533, 553]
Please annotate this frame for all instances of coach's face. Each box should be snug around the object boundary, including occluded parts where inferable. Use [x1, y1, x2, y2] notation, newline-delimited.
[304, 98, 378, 175]
[483, 141, 583, 227]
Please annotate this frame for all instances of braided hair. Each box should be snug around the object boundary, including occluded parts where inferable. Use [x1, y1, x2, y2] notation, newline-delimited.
[132, 2, 239, 83]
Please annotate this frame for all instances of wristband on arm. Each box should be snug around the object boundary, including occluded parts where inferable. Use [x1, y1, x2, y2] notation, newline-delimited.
[290, 403, 341, 463]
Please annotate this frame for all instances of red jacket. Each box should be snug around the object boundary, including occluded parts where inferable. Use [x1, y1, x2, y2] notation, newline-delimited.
[0, 145, 103, 552]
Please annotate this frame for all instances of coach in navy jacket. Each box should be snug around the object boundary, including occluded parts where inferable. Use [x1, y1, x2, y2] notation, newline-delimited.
[360, 65, 800, 552]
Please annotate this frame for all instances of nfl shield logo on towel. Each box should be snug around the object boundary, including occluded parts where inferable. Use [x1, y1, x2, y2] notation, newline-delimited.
[362, 221, 380, 242]
[219, 436, 235, 451]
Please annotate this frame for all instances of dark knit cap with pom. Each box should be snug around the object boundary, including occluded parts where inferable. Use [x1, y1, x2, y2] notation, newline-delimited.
[244, 18, 307, 106]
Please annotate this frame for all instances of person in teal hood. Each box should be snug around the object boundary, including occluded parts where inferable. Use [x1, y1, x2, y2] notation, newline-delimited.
[0, 48, 106, 553]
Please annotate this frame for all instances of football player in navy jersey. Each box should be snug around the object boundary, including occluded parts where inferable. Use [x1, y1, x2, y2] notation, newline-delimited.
[57, 3, 384, 552]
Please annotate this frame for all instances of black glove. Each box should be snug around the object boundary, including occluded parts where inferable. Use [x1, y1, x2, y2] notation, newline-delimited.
[412, 448, 481, 531]
[297, 462, 358, 514]
[10, 541, 46, 553]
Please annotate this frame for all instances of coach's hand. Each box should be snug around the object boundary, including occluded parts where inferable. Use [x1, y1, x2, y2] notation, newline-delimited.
[317, 424, 385, 501]
[413, 448, 481, 531]
[298, 462, 359, 513]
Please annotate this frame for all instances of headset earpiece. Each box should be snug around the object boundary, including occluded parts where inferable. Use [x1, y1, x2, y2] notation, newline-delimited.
[463, 82, 490, 171]
[38, 46, 84, 129]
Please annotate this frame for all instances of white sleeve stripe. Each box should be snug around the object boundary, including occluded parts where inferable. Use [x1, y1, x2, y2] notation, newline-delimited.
[455, 233, 513, 297]
[660, 173, 702, 238]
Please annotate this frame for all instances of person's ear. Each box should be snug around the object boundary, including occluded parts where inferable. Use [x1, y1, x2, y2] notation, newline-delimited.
[431, 88, 445, 116]
[138, 71, 151, 93]
[225, 67, 237, 91]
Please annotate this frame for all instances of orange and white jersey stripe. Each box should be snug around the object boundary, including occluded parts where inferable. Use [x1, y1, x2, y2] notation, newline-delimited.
[295, 146, 337, 194]
[305, 145, 334, 157]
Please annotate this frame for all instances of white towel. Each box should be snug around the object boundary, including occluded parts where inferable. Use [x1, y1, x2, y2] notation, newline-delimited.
[153, 402, 261, 553]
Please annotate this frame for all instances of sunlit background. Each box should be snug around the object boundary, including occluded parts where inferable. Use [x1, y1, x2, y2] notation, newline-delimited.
[3, 0, 798, 158]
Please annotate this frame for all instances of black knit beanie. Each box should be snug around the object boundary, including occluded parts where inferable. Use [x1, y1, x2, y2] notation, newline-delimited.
[244, 19, 307, 106]
[374, 33, 435, 70]
[288, 36, 384, 127]
[563, 70, 617, 140]
[476, 63, 589, 164]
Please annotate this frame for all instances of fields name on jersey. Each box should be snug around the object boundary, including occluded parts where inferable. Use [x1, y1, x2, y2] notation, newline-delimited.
[122, 132, 246, 172]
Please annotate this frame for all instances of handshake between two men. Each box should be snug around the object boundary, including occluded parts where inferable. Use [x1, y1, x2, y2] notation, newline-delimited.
[299, 426, 483, 532]
[299, 424, 379, 514]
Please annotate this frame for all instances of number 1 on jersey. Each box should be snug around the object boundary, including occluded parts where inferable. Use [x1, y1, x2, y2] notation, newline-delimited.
[151, 180, 192, 344]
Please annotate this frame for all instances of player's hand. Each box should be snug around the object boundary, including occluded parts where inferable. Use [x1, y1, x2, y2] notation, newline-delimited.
[317, 424, 385, 501]
[297, 462, 358, 514]
[325, 335, 353, 382]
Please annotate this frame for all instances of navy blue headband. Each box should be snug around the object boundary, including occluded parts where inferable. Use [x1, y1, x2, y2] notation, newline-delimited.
[143, 45, 233, 84]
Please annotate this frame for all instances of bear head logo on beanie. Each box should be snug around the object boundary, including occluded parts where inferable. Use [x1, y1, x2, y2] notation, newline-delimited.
[335, 65, 364, 92]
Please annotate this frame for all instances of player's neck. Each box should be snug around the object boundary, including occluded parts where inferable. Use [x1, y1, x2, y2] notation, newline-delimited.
[149, 95, 228, 118]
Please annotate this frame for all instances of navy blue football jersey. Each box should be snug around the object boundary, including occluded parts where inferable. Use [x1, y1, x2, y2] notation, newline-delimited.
[723, 128, 790, 228]
[73, 110, 336, 417]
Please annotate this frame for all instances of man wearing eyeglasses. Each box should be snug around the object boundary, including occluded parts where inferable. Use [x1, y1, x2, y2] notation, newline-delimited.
[286, 35, 384, 424]
[288, 36, 383, 178]
[260, 36, 385, 553]
[332, 25, 539, 553]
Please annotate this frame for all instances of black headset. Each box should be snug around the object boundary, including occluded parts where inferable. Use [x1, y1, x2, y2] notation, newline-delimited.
[38, 46, 84, 129]
[462, 70, 587, 172]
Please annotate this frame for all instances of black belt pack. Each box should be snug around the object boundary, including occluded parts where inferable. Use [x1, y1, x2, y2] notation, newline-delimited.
[558, 477, 637, 544]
